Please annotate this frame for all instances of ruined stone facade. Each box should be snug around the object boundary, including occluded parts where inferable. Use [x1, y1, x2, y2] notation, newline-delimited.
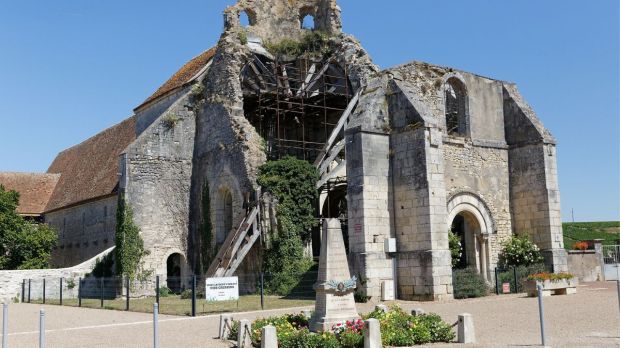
[0, 0, 567, 301]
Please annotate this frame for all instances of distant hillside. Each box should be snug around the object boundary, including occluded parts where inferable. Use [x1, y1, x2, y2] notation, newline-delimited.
[563, 221, 620, 249]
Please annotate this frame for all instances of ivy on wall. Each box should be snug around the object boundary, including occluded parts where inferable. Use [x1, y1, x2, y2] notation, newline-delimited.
[257, 156, 319, 295]
[200, 181, 214, 273]
[115, 194, 148, 279]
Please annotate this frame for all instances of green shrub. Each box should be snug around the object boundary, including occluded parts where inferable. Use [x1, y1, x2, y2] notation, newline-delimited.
[338, 328, 363, 348]
[448, 231, 463, 268]
[91, 253, 115, 277]
[264, 31, 331, 57]
[452, 268, 488, 299]
[354, 291, 370, 303]
[228, 320, 239, 340]
[251, 314, 308, 346]
[258, 157, 319, 295]
[158, 286, 172, 297]
[279, 329, 340, 348]
[499, 235, 544, 267]
[180, 289, 192, 299]
[363, 305, 455, 346]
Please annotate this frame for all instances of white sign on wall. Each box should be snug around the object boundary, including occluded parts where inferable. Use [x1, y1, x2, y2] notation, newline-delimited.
[205, 277, 239, 302]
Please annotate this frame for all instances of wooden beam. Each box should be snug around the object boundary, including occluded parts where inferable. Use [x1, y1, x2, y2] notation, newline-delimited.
[316, 160, 346, 189]
[313, 88, 362, 167]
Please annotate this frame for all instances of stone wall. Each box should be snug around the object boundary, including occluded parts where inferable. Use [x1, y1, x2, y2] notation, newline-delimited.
[0, 247, 114, 303]
[224, 0, 341, 43]
[567, 250, 603, 282]
[47, 195, 117, 267]
[503, 83, 567, 272]
[122, 80, 199, 278]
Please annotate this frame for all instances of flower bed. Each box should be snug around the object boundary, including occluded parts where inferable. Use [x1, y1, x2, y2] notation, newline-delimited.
[242, 305, 455, 348]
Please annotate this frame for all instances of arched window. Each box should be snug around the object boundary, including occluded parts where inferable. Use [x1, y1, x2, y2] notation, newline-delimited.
[239, 10, 256, 27]
[216, 189, 233, 246]
[444, 77, 468, 136]
[300, 7, 316, 30]
[301, 14, 315, 29]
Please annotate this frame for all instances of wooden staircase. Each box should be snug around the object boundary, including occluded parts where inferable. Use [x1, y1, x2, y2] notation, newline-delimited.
[205, 205, 261, 278]
[314, 88, 362, 186]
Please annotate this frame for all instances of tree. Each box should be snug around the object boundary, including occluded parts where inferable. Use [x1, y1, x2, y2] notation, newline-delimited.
[0, 185, 57, 270]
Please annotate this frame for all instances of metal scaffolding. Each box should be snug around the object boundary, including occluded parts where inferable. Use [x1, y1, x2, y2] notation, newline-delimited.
[241, 53, 351, 161]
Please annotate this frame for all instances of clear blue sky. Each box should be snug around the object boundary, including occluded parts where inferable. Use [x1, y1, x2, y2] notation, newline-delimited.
[0, 1, 618, 222]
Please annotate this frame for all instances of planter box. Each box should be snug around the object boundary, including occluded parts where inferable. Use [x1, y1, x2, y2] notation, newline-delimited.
[524, 277, 578, 297]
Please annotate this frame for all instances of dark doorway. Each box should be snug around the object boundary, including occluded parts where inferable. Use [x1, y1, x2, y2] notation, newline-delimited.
[166, 253, 182, 293]
[319, 185, 348, 254]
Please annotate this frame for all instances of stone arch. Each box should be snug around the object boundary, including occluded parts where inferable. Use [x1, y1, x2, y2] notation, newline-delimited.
[239, 8, 257, 27]
[446, 192, 495, 235]
[447, 192, 493, 280]
[162, 249, 188, 293]
[299, 6, 316, 29]
[441, 73, 469, 136]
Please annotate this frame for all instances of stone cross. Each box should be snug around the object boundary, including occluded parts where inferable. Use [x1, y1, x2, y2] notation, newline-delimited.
[309, 218, 360, 331]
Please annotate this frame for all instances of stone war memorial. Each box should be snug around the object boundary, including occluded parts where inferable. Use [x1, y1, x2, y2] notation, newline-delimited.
[0, 0, 566, 302]
[310, 219, 360, 331]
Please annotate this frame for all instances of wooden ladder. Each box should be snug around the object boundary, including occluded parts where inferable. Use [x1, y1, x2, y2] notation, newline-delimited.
[205, 205, 261, 278]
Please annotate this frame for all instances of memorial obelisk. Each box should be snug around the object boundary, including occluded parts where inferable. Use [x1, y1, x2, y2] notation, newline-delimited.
[310, 218, 360, 332]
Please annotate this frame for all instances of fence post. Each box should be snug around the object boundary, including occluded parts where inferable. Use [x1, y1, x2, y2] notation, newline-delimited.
[3, 302, 8, 348]
[28, 279, 31, 303]
[260, 272, 264, 310]
[78, 278, 82, 307]
[155, 275, 160, 305]
[191, 275, 196, 317]
[494, 268, 499, 295]
[100, 278, 104, 308]
[513, 267, 518, 293]
[59, 278, 63, 306]
[153, 303, 159, 348]
[21, 279, 25, 303]
[125, 277, 130, 311]
[39, 309, 45, 348]
[537, 284, 546, 346]
[42, 279, 46, 304]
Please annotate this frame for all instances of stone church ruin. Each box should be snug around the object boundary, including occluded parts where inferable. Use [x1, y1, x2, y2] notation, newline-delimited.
[0, 0, 566, 301]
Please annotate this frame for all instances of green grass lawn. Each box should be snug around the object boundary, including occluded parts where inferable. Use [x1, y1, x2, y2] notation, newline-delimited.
[30, 294, 314, 316]
[563, 221, 620, 249]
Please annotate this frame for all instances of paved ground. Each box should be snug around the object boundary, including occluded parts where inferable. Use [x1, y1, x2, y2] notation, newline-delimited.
[0, 281, 618, 347]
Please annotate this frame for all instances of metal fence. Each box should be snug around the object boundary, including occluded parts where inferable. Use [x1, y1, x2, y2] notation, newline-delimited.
[493, 264, 550, 295]
[21, 270, 318, 316]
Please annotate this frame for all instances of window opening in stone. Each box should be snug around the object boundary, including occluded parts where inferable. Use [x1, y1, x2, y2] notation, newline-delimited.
[301, 14, 315, 29]
[166, 253, 183, 293]
[444, 78, 468, 136]
[239, 10, 255, 27]
[241, 54, 352, 162]
[216, 189, 233, 246]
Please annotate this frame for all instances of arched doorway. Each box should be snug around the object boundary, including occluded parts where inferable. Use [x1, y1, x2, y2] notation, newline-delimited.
[216, 189, 233, 246]
[319, 184, 348, 254]
[447, 193, 494, 281]
[450, 212, 482, 271]
[166, 253, 182, 293]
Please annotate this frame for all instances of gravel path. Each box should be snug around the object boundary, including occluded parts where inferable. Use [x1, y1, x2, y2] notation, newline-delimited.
[1, 281, 618, 347]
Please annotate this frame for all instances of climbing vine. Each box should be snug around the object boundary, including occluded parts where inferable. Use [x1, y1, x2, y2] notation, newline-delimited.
[200, 181, 214, 273]
[257, 156, 319, 294]
[115, 194, 148, 279]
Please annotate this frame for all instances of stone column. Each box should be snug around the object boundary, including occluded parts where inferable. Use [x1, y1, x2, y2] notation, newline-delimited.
[478, 235, 488, 281]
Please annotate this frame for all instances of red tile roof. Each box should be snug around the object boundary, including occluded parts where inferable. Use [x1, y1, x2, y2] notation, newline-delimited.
[0, 173, 60, 215]
[45, 116, 136, 212]
[135, 47, 217, 111]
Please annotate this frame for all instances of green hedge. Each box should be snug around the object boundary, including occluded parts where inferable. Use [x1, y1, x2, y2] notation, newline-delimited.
[452, 267, 489, 299]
